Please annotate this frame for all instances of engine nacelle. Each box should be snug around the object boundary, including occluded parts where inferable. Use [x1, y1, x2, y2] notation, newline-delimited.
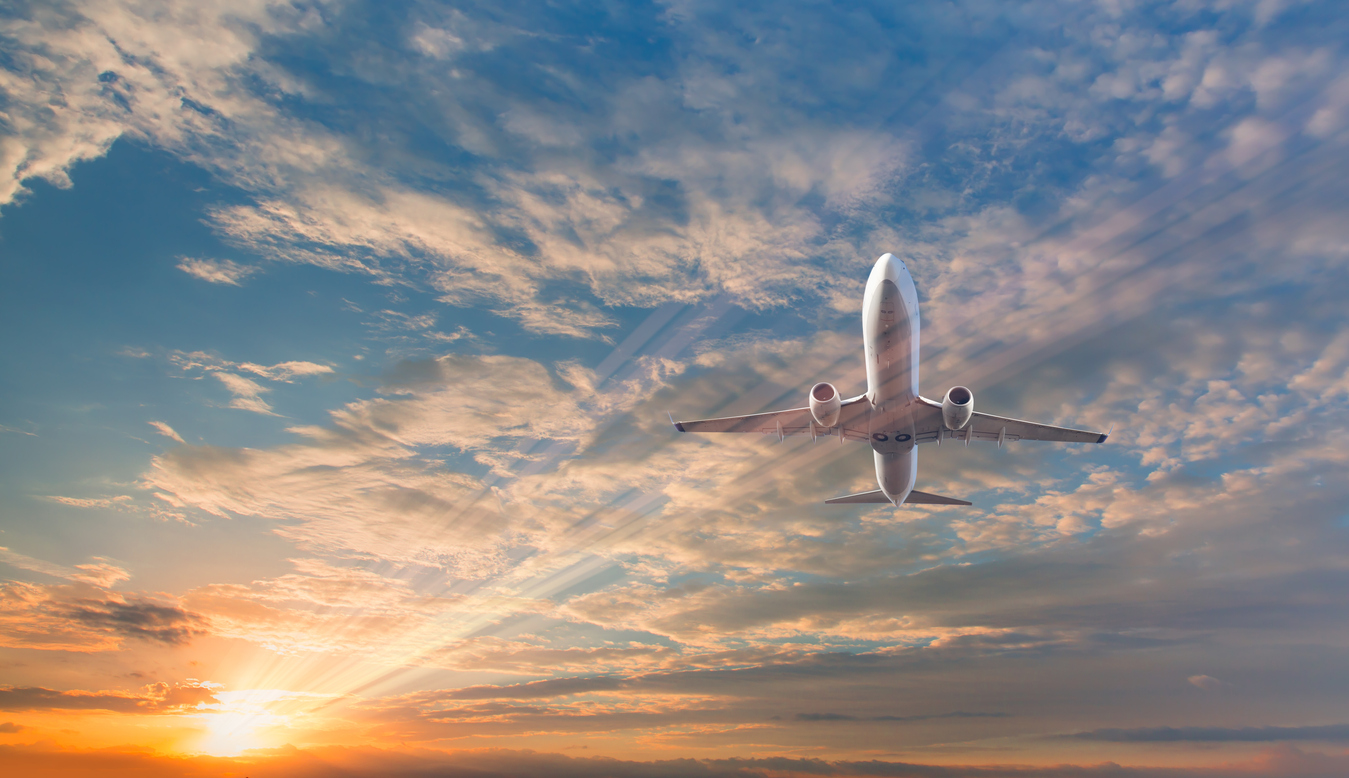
[809, 382, 841, 427]
[942, 386, 973, 429]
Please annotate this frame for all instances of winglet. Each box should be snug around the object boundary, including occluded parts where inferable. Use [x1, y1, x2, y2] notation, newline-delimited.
[668, 412, 685, 433]
[1097, 423, 1114, 444]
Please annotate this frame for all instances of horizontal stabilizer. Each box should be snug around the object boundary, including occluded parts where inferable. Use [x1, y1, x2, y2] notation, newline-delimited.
[905, 489, 972, 506]
[824, 489, 892, 504]
[824, 489, 972, 506]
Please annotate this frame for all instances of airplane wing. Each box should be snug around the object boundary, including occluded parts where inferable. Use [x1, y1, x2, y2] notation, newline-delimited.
[912, 397, 1108, 445]
[673, 394, 871, 442]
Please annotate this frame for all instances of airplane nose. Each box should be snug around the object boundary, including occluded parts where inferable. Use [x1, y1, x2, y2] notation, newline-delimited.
[875, 253, 907, 275]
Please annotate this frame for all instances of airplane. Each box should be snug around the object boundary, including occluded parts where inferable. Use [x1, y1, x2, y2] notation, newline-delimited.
[672, 253, 1108, 506]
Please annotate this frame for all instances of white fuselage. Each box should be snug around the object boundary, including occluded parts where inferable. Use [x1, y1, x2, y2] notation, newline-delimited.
[862, 253, 922, 503]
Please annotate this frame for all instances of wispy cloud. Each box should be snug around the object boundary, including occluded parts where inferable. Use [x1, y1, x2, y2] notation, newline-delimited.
[161, 350, 334, 414]
[175, 257, 258, 285]
[214, 372, 275, 415]
[0, 547, 130, 587]
[147, 421, 185, 443]
[44, 496, 133, 511]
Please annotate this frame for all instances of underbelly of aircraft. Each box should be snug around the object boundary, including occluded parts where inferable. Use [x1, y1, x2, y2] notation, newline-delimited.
[866, 337, 917, 454]
[868, 407, 917, 454]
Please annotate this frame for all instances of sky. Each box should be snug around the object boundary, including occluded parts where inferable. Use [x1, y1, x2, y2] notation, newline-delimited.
[2, 0, 1349, 776]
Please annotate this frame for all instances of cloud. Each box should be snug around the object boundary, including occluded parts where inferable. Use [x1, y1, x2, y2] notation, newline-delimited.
[170, 351, 336, 415]
[0, 547, 130, 587]
[57, 596, 203, 645]
[138, 290, 1349, 661]
[214, 372, 275, 415]
[147, 421, 185, 443]
[426, 637, 675, 675]
[7, 0, 1347, 352]
[42, 496, 133, 510]
[170, 350, 333, 381]
[176, 558, 541, 657]
[7, 0, 1349, 765]
[1067, 724, 1349, 742]
[0, 0, 336, 205]
[0, 582, 202, 651]
[237, 361, 334, 381]
[176, 257, 258, 285]
[144, 349, 683, 560]
[0, 722, 23, 733]
[1188, 675, 1226, 691]
[795, 711, 1009, 723]
[5, 743, 1346, 778]
[0, 682, 219, 713]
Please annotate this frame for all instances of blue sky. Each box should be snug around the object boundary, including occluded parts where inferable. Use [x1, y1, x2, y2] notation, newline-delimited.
[2, 0, 1349, 774]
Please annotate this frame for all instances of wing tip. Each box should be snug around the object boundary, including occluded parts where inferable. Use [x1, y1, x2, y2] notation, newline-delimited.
[668, 411, 685, 432]
[675, 422, 686, 432]
[1097, 433, 1108, 443]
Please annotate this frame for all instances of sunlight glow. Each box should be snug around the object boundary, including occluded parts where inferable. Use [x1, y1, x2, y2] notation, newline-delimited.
[197, 710, 268, 757]
[190, 689, 323, 756]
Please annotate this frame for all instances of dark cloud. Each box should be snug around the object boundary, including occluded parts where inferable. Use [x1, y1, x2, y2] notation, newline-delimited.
[795, 712, 1010, 723]
[0, 687, 144, 713]
[0, 683, 218, 713]
[55, 596, 204, 645]
[441, 675, 628, 700]
[0, 722, 24, 733]
[1067, 724, 1349, 743]
[797, 712, 859, 721]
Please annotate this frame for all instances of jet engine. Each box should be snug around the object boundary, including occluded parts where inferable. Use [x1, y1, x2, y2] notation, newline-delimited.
[809, 382, 841, 427]
[942, 386, 973, 429]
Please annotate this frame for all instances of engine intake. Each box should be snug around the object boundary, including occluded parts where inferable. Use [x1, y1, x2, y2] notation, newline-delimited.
[809, 382, 841, 427]
[942, 386, 973, 429]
